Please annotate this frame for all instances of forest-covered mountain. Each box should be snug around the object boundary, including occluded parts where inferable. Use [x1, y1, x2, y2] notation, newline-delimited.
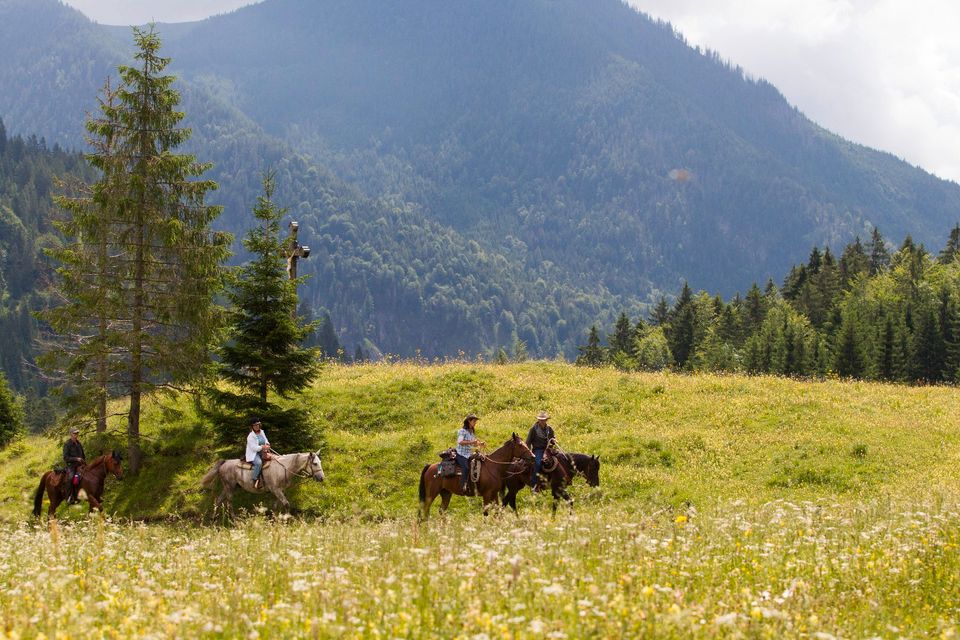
[0, 121, 91, 396]
[1, 0, 959, 376]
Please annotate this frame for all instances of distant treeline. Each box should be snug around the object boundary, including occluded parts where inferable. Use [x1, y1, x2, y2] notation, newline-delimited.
[578, 226, 960, 384]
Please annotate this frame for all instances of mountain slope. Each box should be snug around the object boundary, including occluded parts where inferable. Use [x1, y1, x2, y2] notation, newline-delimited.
[0, 0, 620, 374]
[163, 0, 960, 295]
[2, 0, 960, 369]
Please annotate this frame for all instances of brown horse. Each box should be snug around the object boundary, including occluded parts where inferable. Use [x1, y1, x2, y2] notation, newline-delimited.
[502, 451, 601, 514]
[33, 452, 124, 518]
[418, 433, 534, 519]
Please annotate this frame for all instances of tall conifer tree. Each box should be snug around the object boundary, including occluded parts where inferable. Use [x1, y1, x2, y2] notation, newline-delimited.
[209, 173, 320, 450]
[42, 30, 229, 472]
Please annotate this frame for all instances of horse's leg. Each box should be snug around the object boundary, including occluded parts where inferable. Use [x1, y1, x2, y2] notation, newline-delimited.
[439, 489, 452, 513]
[215, 485, 233, 517]
[87, 495, 102, 513]
[48, 488, 60, 519]
[269, 487, 290, 512]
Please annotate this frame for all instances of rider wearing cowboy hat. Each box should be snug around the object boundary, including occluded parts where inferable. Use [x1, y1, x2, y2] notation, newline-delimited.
[526, 411, 556, 490]
[456, 414, 485, 492]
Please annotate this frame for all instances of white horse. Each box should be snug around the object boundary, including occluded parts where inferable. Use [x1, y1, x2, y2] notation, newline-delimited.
[200, 451, 325, 514]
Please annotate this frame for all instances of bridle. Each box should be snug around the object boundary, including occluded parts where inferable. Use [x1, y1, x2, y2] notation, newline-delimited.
[268, 452, 323, 480]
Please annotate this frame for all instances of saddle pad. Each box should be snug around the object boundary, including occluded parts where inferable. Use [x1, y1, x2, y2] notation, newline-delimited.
[438, 459, 459, 477]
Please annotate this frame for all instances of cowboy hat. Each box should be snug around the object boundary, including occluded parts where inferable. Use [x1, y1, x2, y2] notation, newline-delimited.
[536, 411, 550, 421]
[69, 428, 80, 434]
[463, 413, 479, 427]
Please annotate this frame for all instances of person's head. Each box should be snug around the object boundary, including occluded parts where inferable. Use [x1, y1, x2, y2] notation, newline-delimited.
[250, 418, 262, 432]
[463, 414, 479, 430]
[69, 428, 80, 440]
[536, 411, 550, 425]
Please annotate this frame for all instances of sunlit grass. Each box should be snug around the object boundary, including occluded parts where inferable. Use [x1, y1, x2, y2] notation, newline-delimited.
[3, 363, 960, 635]
[1, 499, 958, 638]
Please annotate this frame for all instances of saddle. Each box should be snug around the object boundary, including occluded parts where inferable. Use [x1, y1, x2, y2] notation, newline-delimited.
[237, 458, 273, 471]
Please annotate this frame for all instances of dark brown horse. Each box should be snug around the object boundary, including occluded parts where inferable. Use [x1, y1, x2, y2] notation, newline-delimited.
[502, 452, 601, 514]
[419, 433, 534, 519]
[33, 452, 124, 518]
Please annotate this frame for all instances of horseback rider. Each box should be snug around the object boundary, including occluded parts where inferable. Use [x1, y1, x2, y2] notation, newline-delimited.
[456, 414, 485, 492]
[62, 428, 85, 504]
[246, 418, 271, 489]
[526, 411, 556, 491]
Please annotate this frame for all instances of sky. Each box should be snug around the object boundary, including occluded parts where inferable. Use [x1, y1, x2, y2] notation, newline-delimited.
[61, 0, 960, 184]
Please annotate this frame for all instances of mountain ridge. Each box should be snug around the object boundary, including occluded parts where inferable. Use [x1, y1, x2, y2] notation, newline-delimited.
[0, 0, 958, 371]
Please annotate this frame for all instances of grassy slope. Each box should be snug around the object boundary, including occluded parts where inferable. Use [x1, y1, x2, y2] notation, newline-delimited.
[3, 362, 959, 521]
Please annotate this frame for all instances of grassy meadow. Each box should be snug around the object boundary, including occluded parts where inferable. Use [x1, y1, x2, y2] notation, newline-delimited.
[1, 362, 960, 637]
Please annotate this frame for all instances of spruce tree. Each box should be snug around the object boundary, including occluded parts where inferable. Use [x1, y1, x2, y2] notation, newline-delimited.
[607, 312, 633, 357]
[0, 372, 24, 449]
[41, 31, 230, 472]
[316, 313, 343, 360]
[649, 297, 670, 326]
[834, 316, 864, 379]
[910, 307, 946, 383]
[576, 325, 605, 366]
[938, 223, 960, 265]
[666, 283, 696, 368]
[867, 227, 890, 275]
[209, 173, 320, 450]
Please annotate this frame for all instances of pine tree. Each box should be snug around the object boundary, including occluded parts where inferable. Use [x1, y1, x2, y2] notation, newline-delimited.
[938, 223, 960, 265]
[209, 173, 320, 451]
[0, 372, 24, 448]
[41, 30, 230, 472]
[607, 312, 633, 357]
[834, 316, 864, 379]
[576, 325, 605, 366]
[910, 308, 945, 384]
[666, 283, 696, 368]
[867, 227, 890, 275]
[353, 344, 366, 363]
[316, 313, 342, 360]
[649, 297, 670, 326]
[877, 316, 900, 381]
[839, 237, 869, 288]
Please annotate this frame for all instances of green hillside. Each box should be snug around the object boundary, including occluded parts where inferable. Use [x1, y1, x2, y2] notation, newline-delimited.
[5, 362, 959, 522]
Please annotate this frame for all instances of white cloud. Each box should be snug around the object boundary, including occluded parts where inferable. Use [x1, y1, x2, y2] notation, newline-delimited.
[628, 0, 960, 183]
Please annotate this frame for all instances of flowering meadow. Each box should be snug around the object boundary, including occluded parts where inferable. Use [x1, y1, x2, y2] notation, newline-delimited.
[4, 363, 960, 637]
[2, 498, 959, 639]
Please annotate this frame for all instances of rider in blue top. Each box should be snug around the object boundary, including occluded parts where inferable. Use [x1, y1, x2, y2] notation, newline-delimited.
[456, 414, 484, 492]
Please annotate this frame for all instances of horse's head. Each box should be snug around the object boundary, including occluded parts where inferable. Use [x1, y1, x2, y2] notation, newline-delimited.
[107, 450, 124, 480]
[307, 450, 325, 482]
[510, 432, 535, 463]
[583, 454, 600, 487]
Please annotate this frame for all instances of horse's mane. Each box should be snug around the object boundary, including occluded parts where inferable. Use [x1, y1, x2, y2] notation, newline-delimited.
[86, 454, 109, 468]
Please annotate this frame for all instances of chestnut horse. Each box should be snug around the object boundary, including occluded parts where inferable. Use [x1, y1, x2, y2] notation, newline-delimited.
[502, 452, 601, 514]
[33, 452, 124, 518]
[418, 433, 534, 519]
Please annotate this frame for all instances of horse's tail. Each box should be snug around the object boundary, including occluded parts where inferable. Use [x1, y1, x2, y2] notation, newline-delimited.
[33, 473, 48, 517]
[418, 464, 429, 503]
[200, 460, 225, 490]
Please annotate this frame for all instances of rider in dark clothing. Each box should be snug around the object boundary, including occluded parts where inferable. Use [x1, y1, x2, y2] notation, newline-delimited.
[526, 411, 556, 490]
[62, 428, 85, 504]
